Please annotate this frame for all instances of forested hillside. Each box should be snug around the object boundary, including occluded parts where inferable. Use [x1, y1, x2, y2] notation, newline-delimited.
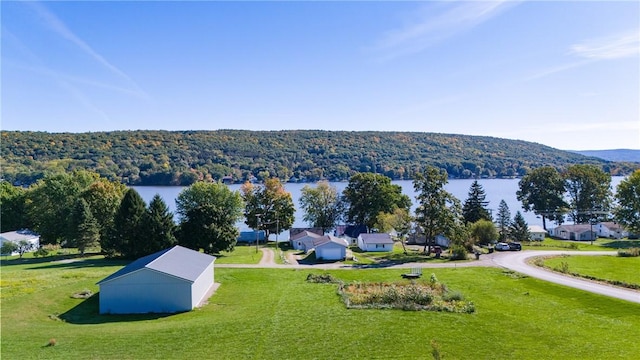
[1, 130, 636, 186]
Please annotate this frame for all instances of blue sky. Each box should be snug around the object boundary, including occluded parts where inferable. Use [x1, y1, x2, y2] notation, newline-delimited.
[2, 1, 639, 150]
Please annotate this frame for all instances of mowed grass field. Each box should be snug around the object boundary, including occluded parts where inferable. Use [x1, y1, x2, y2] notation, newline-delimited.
[542, 255, 640, 287]
[2, 255, 640, 360]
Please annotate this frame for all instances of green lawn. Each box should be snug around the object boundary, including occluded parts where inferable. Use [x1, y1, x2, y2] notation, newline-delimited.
[2, 255, 639, 359]
[523, 238, 640, 251]
[542, 255, 640, 287]
[212, 244, 264, 264]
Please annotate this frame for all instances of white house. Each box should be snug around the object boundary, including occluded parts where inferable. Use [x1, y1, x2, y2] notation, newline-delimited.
[550, 224, 596, 241]
[357, 233, 394, 252]
[290, 231, 323, 252]
[97, 245, 216, 314]
[528, 225, 547, 241]
[313, 236, 349, 261]
[0, 229, 40, 256]
[595, 222, 628, 239]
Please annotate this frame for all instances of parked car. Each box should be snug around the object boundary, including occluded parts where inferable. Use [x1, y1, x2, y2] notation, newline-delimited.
[508, 242, 522, 251]
[495, 242, 510, 251]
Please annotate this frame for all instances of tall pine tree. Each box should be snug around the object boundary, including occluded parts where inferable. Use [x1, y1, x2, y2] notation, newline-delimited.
[462, 180, 492, 224]
[141, 194, 176, 255]
[496, 200, 511, 241]
[510, 211, 530, 242]
[107, 188, 146, 258]
[71, 198, 100, 256]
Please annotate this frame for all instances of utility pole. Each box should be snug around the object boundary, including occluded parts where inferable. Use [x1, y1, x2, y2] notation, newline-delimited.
[255, 214, 262, 253]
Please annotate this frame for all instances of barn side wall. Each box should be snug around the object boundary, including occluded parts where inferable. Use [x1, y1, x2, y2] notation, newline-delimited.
[99, 269, 192, 314]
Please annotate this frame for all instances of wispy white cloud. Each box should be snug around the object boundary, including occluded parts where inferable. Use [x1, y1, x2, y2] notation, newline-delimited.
[526, 30, 639, 81]
[570, 30, 640, 60]
[26, 1, 149, 100]
[370, 1, 519, 61]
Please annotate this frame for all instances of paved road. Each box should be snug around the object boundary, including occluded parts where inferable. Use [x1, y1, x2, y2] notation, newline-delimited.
[491, 250, 640, 304]
[218, 249, 640, 304]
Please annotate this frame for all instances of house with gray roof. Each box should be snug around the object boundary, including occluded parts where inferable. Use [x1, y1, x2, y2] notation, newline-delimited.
[357, 233, 394, 252]
[550, 224, 596, 241]
[312, 235, 349, 261]
[0, 229, 39, 256]
[97, 245, 216, 314]
[290, 231, 323, 252]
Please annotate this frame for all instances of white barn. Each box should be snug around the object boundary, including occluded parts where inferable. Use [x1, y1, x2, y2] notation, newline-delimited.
[313, 236, 349, 261]
[97, 246, 216, 314]
[357, 233, 394, 252]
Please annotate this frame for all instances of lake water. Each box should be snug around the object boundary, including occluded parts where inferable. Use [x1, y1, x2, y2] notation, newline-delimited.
[133, 177, 624, 238]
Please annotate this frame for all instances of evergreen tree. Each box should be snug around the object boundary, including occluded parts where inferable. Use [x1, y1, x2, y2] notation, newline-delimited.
[462, 180, 492, 224]
[510, 211, 530, 242]
[71, 198, 100, 256]
[496, 200, 511, 241]
[141, 194, 176, 255]
[107, 188, 146, 258]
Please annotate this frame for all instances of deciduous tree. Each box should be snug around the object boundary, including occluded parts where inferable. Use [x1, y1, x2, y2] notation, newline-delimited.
[565, 164, 612, 224]
[299, 181, 344, 234]
[517, 166, 567, 229]
[613, 170, 640, 235]
[0, 181, 28, 232]
[375, 208, 413, 254]
[176, 182, 243, 254]
[26, 171, 99, 244]
[241, 178, 295, 239]
[413, 166, 464, 253]
[342, 173, 411, 231]
[469, 219, 498, 245]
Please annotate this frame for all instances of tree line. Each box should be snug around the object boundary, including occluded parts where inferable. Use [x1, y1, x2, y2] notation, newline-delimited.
[3, 130, 637, 187]
[2, 167, 638, 259]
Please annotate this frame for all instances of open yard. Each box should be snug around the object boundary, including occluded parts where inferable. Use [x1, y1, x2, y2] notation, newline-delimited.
[2, 254, 639, 359]
[541, 255, 640, 288]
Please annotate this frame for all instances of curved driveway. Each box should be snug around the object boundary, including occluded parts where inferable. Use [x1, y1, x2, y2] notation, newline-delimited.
[219, 248, 640, 304]
[491, 250, 640, 304]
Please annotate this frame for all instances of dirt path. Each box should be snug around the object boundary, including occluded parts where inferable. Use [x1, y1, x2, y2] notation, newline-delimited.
[258, 248, 276, 266]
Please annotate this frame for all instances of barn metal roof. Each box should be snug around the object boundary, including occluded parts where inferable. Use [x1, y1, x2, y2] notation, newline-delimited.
[97, 246, 215, 285]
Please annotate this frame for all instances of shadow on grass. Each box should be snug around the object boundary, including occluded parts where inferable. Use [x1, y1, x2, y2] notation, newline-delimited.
[59, 293, 176, 324]
[600, 240, 640, 249]
[0, 253, 99, 267]
[27, 258, 130, 271]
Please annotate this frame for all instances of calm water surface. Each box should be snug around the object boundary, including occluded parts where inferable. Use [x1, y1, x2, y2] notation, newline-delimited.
[133, 177, 624, 237]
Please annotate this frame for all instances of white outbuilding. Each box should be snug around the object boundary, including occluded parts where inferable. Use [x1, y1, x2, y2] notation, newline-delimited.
[313, 236, 349, 261]
[97, 245, 216, 314]
[357, 233, 394, 252]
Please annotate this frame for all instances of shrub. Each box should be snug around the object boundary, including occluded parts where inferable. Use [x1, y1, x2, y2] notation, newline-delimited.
[306, 273, 340, 284]
[449, 245, 467, 260]
[618, 248, 640, 257]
